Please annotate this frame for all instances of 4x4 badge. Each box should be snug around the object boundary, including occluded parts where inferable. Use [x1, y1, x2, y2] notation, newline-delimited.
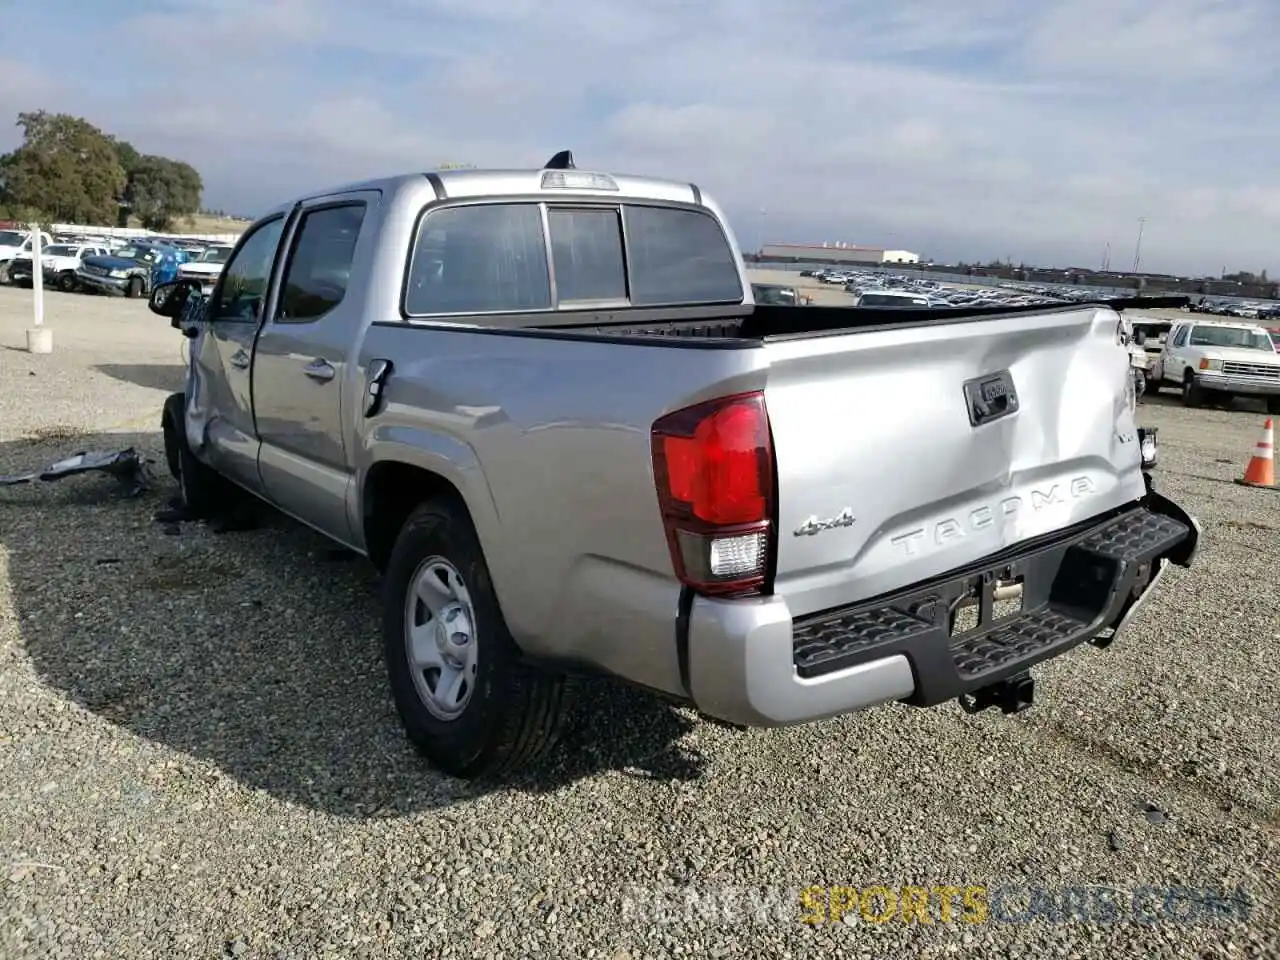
[794, 508, 856, 537]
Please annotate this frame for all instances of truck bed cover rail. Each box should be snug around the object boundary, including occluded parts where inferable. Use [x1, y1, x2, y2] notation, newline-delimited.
[747, 295, 1190, 338]
[532, 296, 1192, 343]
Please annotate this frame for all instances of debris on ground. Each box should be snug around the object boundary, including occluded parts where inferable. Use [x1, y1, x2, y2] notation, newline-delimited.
[0, 447, 150, 497]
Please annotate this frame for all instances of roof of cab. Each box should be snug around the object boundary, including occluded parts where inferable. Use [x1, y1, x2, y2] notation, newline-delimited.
[258, 161, 704, 220]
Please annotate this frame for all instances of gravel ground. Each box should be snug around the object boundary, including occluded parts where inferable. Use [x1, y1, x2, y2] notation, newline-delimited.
[1, 286, 1278, 958]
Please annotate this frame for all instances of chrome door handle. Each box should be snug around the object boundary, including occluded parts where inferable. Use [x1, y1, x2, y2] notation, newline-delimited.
[304, 358, 335, 382]
[229, 349, 250, 370]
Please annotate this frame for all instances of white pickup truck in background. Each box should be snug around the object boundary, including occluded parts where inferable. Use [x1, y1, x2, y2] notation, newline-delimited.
[1150, 317, 1280, 412]
[0, 228, 55, 284]
[4, 242, 111, 291]
[176, 244, 234, 294]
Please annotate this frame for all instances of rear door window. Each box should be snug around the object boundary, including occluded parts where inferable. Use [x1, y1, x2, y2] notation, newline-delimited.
[622, 205, 743, 306]
[277, 203, 367, 322]
[406, 203, 551, 315]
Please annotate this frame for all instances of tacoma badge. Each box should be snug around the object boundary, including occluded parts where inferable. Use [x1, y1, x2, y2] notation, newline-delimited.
[794, 508, 856, 537]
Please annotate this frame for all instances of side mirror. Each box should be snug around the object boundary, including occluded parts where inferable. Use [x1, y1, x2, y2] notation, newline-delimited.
[1133, 329, 1148, 347]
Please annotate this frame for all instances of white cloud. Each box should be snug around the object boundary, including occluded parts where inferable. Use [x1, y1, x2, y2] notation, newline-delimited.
[2, 0, 1278, 275]
[1021, 0, 1277, 86]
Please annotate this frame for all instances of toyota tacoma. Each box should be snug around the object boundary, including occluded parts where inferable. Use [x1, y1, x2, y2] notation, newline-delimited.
[147, 153, 1201, 778]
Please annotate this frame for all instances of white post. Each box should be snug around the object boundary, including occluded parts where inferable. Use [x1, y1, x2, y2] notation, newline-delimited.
[26, 225, 52, 353]
[31, 227, 44, 325]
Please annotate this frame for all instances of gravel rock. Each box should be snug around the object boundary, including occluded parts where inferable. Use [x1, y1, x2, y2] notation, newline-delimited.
[2, 288, 1278, 958]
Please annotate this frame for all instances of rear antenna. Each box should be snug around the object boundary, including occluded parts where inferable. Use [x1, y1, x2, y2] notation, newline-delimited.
[544, 150, 575, 170]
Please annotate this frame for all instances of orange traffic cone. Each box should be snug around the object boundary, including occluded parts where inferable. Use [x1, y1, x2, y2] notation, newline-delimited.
[1234, 417, 1275, 489]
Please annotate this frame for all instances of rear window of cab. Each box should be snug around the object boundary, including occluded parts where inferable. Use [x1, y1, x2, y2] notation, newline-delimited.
[403, 202, 743, 317]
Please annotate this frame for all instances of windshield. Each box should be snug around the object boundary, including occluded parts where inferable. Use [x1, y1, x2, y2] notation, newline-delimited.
[0, 231, 26, 246]
[202, 246, 233, 264]
[1189, 326, 1273, 350]
[42, 245, 75, 257]
[113, 246, 158, 263]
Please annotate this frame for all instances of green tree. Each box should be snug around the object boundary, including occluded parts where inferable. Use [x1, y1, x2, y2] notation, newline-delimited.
[125, 154, 203, 230]
[107, 136, 143, 225]
[109, 136, 141, 175]
[0, 111, 126, 223]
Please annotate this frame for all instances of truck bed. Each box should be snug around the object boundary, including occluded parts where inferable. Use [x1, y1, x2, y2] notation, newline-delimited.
[529, 296, 1192, 344]
[364, 293, 1162, 689]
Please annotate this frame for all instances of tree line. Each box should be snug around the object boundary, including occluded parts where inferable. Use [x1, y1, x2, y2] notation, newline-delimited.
[0, 111, 204, 231]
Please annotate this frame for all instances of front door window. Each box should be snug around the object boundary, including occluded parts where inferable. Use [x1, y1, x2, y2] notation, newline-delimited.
[212, 217, 286, 323]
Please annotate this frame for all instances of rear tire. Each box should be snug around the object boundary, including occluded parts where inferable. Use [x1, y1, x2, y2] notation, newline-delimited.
[383, 499, 571, 779]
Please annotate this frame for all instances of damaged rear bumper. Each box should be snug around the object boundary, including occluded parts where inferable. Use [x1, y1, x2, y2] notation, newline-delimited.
[686, 492, 1199, 727]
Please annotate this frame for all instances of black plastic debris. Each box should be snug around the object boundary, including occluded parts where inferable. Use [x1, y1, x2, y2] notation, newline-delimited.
[0, 448, 149, 497]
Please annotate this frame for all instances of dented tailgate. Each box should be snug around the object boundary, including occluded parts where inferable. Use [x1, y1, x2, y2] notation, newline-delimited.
[762, 306, 1146, 619]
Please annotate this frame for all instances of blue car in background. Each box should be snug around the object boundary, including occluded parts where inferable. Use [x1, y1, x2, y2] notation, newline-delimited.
[76, 243, 183, 298]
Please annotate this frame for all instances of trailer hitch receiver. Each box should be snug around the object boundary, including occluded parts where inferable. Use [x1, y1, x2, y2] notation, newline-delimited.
[958, 672, 1035, 715]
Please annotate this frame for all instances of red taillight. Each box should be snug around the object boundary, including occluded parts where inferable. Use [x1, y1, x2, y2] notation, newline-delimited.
[652, 391, 775, 597]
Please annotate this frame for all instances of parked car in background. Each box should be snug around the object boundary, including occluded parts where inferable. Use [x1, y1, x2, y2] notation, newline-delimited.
[1225, 302, 1265, 319]
[176, 244, 235, 294]
[76, 242, 183, 298]
[856, 290, 932, 308]
[5, 242, 111, 291]
[0, 228, 55, 283]
[1150, 318, 1280, 412]
[1125, 319, 1173, 393]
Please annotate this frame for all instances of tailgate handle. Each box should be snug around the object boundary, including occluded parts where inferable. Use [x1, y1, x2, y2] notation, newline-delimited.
[963, 370, 1019, 427]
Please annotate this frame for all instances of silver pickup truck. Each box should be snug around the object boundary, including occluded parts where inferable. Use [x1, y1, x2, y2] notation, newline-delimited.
[148, 153, 1200, 779]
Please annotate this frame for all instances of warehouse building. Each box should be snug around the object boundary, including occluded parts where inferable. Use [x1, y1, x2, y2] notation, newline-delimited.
[759, 241, 920, 265]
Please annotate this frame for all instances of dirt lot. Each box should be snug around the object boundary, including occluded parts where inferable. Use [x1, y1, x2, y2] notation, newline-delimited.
[1, 286, 1277, 959]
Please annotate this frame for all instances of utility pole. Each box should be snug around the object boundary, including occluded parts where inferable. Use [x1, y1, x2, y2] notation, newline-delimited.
[1102, 241, 1111, 272]
[1132, 217, 1146, 274]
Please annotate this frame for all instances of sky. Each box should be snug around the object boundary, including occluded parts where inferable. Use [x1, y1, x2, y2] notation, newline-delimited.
[2, 0, 1278, 277]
